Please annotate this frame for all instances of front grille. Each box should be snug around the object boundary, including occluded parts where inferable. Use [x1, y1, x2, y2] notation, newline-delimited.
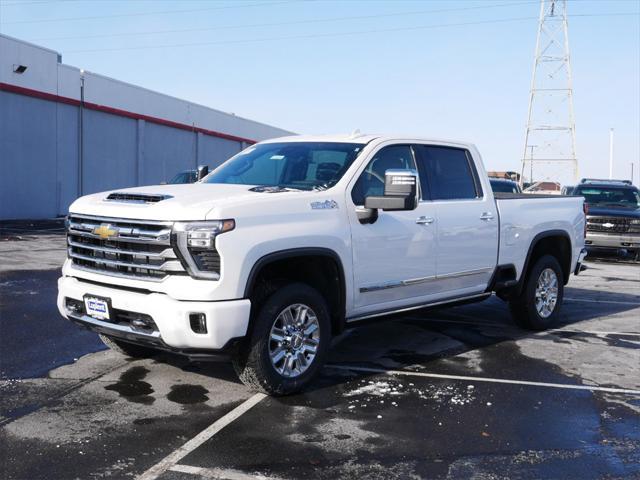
[586, 216, 631, 234]
[67, 215, 186, 281]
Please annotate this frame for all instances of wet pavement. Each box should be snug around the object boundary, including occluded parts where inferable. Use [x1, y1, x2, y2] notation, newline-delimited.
[1, 223, 639, 479]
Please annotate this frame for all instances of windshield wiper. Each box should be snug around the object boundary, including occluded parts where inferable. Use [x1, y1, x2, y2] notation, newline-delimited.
[249, 185, 305, 193]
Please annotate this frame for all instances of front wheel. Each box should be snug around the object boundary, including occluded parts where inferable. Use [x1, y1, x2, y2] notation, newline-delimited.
[509, 254, 564, 330]
[232, 282, 331, 396]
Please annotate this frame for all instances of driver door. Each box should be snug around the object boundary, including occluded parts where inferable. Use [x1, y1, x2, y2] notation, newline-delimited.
[348, 144, 438, 316]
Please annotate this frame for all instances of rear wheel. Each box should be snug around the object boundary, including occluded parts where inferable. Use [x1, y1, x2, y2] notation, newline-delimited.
[509, 254, 564, 330]
[232, 282, 331, 396]
[99, 334, 155, 358]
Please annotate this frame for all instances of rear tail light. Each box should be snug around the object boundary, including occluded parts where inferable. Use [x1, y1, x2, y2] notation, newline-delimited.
[583, 201, 588, 238]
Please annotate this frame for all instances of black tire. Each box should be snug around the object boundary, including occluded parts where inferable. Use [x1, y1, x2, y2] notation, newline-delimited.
[232, 282, 331, 396]
[509, 254, 564, 330]
[99, 334, 155, 358]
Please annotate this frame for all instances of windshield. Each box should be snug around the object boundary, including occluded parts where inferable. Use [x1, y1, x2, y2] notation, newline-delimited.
[203, 142, 365, 191]
[575, 186, 640, 207]
[169, 171, 197, 184]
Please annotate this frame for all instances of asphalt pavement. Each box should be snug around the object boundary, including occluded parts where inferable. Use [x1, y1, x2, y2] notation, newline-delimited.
[1, 222, 639, 479]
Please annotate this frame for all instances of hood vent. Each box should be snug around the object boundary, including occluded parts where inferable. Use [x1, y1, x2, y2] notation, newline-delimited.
[105, 192, 173, 204]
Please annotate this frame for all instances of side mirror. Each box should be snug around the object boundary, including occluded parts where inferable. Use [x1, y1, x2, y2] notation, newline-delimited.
[365, 169, 419, 211]
[196, 165, 209, 181]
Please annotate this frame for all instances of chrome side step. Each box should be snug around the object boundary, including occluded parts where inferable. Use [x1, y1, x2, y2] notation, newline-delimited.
[346, 292, 491, 323]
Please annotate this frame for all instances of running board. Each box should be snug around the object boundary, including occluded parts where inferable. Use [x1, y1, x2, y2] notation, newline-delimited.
[346, 293, 492, 323]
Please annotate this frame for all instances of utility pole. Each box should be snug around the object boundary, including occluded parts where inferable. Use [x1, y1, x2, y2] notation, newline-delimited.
[521, 0, 578, 187]
[609, 128, 614, 179]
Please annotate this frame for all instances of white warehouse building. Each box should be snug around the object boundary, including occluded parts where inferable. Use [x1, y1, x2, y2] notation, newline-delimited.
[0, 34, 293, 220]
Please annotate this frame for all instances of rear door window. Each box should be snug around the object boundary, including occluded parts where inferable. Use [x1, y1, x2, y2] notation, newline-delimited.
[415, 146, 482, 200]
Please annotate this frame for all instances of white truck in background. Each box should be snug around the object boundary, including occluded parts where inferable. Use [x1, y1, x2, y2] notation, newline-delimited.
[57, 134, 587, 395]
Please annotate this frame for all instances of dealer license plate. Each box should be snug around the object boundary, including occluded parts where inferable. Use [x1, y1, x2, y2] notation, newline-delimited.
[84, 296, 111, 321]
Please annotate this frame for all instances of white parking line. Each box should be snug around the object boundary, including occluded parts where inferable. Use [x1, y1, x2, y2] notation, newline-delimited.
[328, 365, 640, 395]
[564, 297, 640, 306]
[557, 329, 640, 337]
[136, 393, 266, 480]
[404, 316, 640, 337]
[170, 464, 279, 479]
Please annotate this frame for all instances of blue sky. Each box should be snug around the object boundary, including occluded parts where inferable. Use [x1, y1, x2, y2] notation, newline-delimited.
[1, 0, 638, 184]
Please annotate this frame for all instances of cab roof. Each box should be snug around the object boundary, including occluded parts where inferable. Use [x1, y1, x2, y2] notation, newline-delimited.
[259, 133, 475, 149]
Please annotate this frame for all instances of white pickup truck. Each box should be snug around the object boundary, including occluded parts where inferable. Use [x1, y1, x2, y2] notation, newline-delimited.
[57, 134, 587, 395]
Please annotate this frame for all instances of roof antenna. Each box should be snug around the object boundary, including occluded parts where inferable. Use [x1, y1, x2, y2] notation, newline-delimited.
[349, 129, 361, 138]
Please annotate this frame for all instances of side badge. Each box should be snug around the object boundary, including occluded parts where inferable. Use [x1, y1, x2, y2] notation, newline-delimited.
[311, 200, 339, 210]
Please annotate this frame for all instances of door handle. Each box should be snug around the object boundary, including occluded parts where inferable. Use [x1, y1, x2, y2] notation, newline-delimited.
[416, 216, 435, 225]
[480, 212, 494, 221]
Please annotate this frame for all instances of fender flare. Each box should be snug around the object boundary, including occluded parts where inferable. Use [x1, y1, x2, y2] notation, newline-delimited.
[515, 229, 573, 295]
[243, 247, 347, 330]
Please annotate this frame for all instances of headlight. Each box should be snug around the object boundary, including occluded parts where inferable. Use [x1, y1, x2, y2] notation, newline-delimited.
[631, 219, 640, 225]
[172, 220, 235, 279]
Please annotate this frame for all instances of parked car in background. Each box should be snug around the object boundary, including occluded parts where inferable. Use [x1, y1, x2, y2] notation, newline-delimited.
[524, 181, 562, 195]
[490, 178, 522, 194]
[573, 178, 640, 260]
[58, 134, 586, 395]
[167, 165, 209, 184]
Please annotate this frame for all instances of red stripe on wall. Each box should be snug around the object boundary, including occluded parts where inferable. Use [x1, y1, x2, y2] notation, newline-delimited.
[0, 82, 257, 145]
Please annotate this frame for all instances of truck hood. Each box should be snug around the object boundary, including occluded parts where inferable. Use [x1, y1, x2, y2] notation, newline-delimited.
[586, 204, 640, 219]
[68, 183, 288, 221]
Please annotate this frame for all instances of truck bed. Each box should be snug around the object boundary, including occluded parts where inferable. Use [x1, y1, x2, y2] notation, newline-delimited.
[495, 193, 585, 280]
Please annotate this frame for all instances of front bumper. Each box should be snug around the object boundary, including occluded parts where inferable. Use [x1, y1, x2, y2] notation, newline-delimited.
[585, 232, 640, 250]
[57, 276, 251, 353]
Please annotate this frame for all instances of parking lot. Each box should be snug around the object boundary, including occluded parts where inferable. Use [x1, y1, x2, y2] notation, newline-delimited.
[1, 221, 639, 480]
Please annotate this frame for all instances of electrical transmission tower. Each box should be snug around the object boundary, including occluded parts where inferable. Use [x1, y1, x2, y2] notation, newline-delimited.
[522, 0, 578, 186]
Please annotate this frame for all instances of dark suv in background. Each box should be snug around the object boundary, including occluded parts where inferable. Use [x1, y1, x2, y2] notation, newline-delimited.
[573, 179, 640, 260]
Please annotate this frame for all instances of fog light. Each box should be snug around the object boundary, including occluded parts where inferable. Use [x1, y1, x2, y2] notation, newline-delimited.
[131, 318, 150, 329]
[65, 297, 83, 314]
[189, 313, 207, 334]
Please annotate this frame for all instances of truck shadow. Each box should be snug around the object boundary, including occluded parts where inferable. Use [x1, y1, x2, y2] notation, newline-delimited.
[311, 286, 640, 394]
[161, 286, 639, 395]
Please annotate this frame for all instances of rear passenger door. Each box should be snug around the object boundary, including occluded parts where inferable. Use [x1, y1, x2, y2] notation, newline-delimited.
[414, 145, 498, 295]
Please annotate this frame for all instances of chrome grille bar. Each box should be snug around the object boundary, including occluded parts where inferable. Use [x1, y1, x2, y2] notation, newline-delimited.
[67, 238, 176, 259]
[68, 249, 184, 272]
[68, 221, 171, 243]
[68, 229, 170, 245]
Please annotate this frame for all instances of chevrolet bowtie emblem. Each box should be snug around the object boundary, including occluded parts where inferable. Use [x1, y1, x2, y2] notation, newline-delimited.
[602, 223, 615, 228]
[93, 224, 119, 239]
